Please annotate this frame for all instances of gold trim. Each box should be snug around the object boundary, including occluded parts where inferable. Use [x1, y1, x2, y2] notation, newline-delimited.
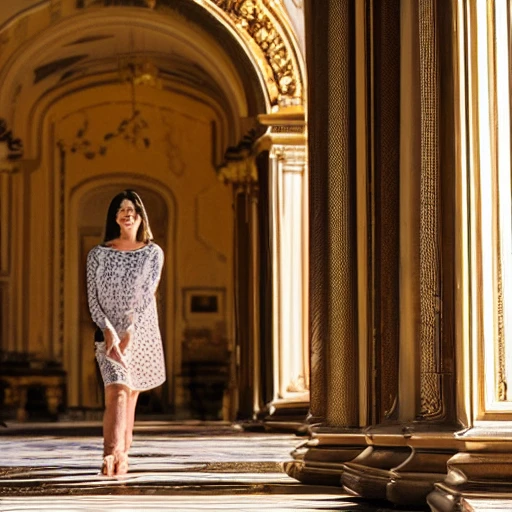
[202, 0, 303, 106]
[464, 0, 512, 419]
[453, 0, 471, 427]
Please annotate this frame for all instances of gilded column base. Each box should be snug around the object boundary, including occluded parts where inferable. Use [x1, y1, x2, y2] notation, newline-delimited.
[263, 394, 310, 433]
[430, 491, 512, 512]
[342, 445, 411, 499]
[284, 428, 367, 486]
[428, 450, 512, 512]
[341, 425, 459, 507]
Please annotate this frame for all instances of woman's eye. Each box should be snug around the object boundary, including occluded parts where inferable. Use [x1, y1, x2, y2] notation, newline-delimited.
[118, 208, 136, 215]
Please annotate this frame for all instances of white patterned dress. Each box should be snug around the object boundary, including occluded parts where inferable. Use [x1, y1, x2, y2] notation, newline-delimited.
[86, 242, 166, 391]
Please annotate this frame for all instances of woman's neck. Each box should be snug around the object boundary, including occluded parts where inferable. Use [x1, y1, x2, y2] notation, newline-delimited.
[108, 237, 145, 250]
[119, 232, 137, 243]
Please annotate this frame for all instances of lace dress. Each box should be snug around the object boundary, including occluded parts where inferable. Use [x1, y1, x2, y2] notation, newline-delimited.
[86, 242, 166, 391]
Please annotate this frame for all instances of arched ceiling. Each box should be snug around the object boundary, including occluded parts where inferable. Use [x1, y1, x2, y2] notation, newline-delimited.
[0, 9, 255, 154]
[0, 0, 305, 161]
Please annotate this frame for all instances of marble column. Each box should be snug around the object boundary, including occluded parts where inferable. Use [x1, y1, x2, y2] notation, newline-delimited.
[218, 154, 260, 420]
[285, 0, 366, 485]
[257, 110, 310, 431]
[342, 0, 460, 506]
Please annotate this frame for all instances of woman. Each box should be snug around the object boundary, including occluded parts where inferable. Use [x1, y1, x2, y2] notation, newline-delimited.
[86, 189, 165, 476]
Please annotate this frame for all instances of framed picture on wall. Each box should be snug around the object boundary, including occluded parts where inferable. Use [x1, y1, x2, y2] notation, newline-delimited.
[183, 288, 225, 322]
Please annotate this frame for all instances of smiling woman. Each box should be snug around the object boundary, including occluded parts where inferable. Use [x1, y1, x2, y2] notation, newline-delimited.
[86, 189, 165, 476]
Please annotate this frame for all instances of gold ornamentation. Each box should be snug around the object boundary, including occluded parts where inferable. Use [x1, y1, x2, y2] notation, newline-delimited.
[420, 373, 444, 419]
[217, 129, 258, 184]
[217, 157, 257, 184]
[497, 237, 507, 401]
[212, 0, 299, 101]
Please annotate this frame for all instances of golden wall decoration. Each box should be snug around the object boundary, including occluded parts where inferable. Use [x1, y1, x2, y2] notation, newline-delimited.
[211, 0, 302, 104]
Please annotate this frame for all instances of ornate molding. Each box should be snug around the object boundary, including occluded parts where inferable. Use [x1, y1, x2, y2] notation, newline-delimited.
[217, 157, 257, 184]
[257, 108, 306, 146]
[217, 129, 258, 184]
[209, 0, 303, 106]
[0, 119, 23, 161]
[497, 246, 507, 401]
[270, 143, 305, 168]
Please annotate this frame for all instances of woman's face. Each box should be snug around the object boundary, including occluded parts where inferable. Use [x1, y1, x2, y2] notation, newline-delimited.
[116, 199, 142, 235]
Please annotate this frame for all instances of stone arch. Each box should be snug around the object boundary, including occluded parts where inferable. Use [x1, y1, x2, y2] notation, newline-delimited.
[0, 0, 305, 160]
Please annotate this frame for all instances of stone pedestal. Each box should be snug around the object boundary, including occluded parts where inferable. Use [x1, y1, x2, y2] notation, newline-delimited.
[341, 426, 459, 506]
[284, 429, 367, 486]
[428, 430, 512, 511]
[263, 393, 309, 433]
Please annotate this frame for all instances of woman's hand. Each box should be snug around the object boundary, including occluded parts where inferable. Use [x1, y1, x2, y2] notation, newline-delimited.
[119, 330, 132, 356]
[104, 328, 127, 367]
[104, 328, 114, 354]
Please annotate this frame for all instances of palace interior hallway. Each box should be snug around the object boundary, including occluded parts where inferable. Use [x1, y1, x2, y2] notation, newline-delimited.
[0, 421, 421, 512]
[2, 1, 512, 511]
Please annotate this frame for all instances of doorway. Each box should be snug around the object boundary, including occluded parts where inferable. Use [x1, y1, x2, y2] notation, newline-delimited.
[74, 184, 169, 415]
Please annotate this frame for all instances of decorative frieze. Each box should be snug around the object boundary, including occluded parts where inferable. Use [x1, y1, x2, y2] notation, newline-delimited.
[270, 144, 305, 168]
[209, 0, 302, 106]
[216, 129, 259, 185]
[217, 157, 257, 185]
[212, 0, 299, 100]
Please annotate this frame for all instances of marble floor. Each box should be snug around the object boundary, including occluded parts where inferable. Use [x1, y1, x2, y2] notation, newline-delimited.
[0, 421, 424, 512]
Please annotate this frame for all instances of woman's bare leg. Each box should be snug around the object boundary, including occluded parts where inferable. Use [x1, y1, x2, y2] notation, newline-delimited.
[102, 384, 129, 475]
[124, 390, 139, 455]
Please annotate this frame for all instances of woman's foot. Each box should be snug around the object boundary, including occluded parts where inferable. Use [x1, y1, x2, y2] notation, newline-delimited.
[101, 455, 115, 476]
[115, 453, 129, 475]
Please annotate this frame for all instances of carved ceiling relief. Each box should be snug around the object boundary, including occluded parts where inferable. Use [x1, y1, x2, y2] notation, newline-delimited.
[212, 0, 299, 102]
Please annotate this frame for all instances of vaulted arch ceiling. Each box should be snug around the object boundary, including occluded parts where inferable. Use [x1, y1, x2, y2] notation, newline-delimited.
[0, 0, 305, 161]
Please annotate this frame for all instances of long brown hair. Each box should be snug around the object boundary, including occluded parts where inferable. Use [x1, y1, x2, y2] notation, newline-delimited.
[103, 189, 153, 243]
